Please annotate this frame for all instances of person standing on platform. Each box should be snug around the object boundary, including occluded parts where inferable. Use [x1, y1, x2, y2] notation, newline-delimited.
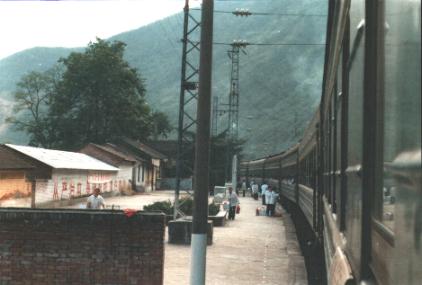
[227, 187, 239, 220]
[241, 180, 247, 197]
[251, 181, 259, 200]
[86, 188, 105, 209]
[265, 186, 279, 216]
[261, 181, 268, 205]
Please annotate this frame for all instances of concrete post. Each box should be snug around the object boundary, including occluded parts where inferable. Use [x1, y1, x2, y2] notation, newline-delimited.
[190, 1, 213, 284]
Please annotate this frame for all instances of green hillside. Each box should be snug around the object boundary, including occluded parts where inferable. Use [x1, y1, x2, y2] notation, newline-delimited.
[0, 0, 327, 159]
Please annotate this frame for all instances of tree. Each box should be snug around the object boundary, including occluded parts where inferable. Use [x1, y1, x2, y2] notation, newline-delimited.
[46, 38, 168, 149]
[8, 39, 171, 149]
[6, 71, 54, 147]
[151, 111, 172, 140]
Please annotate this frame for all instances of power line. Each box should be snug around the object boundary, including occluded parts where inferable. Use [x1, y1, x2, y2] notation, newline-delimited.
[190, 41, 325, 46]
[190, 8, 326, 17]
[215, 42, 325, 46]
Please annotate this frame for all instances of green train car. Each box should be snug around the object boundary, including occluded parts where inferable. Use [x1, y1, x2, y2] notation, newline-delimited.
[239, 0, 421, 284]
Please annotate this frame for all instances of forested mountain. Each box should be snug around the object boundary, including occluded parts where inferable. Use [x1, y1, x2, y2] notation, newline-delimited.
[0, 0, 327, 159]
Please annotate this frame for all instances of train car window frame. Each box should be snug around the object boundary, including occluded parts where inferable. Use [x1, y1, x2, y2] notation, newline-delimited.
[332, 84, 338, 214]
[340, 14, 350, 233]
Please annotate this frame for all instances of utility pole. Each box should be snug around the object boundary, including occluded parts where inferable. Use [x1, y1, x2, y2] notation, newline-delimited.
[190, 0, 213, 284]
[174, 0, 201, 219]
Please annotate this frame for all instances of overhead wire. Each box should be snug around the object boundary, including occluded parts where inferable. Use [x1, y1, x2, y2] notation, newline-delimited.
[189, 41, 325, 46]
[190, 8, 326, 17]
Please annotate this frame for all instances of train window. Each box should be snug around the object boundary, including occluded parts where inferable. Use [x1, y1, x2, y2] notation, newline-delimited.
[379, 0, 421, 233]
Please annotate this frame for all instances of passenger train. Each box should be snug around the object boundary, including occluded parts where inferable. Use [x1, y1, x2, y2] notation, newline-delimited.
[239, 0, 421, 284]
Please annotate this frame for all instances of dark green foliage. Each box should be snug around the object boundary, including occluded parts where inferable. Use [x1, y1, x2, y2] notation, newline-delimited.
[151, 111, 172, 140]
[143, 198, 220, 216]
[6, 71, 55, 147]
[48, 39, 151, 149]
[143, 200, 173, 215]
[208, 203, 220, 216]
[178, 197, 194, 216]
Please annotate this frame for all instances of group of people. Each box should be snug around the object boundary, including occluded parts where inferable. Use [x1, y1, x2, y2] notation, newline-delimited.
[86, 183, 277, 219]
[225, 180, 280, 220]
[249, 180, 279, 216]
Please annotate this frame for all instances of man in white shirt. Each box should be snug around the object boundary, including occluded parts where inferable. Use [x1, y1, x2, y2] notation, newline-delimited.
[86, 188, 105, 209]
[261, 182, 268, 205]
[265, 186, 279, 216]
[227, 187, 239, 220]
[250, 181, 258, 200]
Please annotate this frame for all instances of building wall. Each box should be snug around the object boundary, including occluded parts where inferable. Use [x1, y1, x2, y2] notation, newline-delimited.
[116, 164, 133, 191]
[35, 169, 119, 205]
[0, 209, 165, 285]
[0, 171, 31, 206]
[135, 162, 153, 192]
[79, 145, 135, 190]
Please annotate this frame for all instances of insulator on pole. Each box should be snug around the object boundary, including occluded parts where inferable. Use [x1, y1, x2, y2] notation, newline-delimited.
[233, 8, 252, 17]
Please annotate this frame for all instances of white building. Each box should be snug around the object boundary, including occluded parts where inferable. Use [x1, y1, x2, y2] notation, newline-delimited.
[1, 144, 119, 206]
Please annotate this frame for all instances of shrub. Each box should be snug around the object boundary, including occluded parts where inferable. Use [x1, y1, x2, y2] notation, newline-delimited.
[208, 202, 220, 216]
[178, 197, 194, 215]
[143, 197, 221, 216]
[143, 200, 173, 215]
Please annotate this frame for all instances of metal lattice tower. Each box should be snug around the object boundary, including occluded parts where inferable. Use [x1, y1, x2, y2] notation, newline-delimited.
[227, 44, 241, 140]
[225, 41, 248, 180]
[174, 0, 201, 219]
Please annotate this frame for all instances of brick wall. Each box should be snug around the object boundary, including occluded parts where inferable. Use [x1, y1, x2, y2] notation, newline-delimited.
[0, 209, 165, 285]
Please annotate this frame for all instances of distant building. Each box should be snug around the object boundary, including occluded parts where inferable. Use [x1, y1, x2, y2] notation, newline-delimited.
[115, 138, 167, 192]
[143, 140, 179, 177]
[80, 139, 167, 192]
[142, 140, 193, 190]
[0, 144, 118, 207]
[80, 143, 140, 192]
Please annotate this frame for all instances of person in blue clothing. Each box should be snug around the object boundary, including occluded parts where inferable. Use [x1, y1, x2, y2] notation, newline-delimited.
[265, 186, 279, 216]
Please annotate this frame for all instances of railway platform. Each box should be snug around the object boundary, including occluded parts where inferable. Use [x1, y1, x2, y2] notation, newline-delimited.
[164, 196, 307, 285]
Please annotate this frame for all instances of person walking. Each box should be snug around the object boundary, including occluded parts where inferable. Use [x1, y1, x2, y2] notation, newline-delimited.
[241, 180, 247, 197]
[86, 188, 105, 209]
[251, 181, 259, 200]
[227, 187, 239, 220]
[261, 181, 268, 205]
[265, 186, 279, 216]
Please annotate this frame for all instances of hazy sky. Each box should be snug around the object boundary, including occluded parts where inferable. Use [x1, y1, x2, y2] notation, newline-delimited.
[0, 0, 200, 60]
